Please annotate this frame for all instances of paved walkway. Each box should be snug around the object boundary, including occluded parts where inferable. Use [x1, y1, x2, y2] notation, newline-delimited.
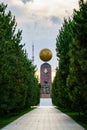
[1, 99, 85, 130]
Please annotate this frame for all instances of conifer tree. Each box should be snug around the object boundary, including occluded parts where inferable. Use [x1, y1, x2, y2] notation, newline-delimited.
[0, 3, 40, 116]
[52, 19, 73, 108]
[67, 0, 87, 114]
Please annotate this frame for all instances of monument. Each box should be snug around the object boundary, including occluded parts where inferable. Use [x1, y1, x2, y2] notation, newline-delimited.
[39, 48, 52, 98]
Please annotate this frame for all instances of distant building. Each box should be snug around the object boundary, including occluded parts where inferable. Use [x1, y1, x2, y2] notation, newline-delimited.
[40, 63, 52, 98]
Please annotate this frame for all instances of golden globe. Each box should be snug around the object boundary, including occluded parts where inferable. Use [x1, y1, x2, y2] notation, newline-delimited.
[39, 48, 52, 62]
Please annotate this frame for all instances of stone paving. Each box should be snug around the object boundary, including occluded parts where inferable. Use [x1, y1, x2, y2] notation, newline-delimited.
[1, 99, 85, 130]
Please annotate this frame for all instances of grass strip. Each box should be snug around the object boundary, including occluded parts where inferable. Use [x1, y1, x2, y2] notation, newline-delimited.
[0, 106, 36, 129]
[56, 107, 87, 129]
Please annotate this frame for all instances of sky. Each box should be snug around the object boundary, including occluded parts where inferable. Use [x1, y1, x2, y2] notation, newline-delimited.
[2, 0, 80, 72]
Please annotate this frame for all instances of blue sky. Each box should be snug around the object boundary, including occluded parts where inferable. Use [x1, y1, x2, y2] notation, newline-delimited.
[3, 0, 79, 72]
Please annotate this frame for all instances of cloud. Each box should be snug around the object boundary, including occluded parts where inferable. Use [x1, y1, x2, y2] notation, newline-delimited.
[50, 16, 61, 24]
[5, 0, 79, 26]
[21, 0, 33, 4]
[3, 0, 79, 71]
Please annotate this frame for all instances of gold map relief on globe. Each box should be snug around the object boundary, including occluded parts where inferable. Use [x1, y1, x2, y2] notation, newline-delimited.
[39, 48, 52, 62]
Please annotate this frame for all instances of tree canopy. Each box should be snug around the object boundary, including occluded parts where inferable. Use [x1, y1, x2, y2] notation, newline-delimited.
[52, 0, 87, 115]
[0, 3, 40, 116]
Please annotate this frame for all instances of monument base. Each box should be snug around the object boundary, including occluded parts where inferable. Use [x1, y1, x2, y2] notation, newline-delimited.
[40, 94, 51, 98]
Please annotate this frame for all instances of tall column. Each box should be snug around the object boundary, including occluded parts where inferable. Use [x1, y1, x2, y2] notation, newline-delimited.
[40, 63, 52, 98]
[39, 48, 52, 98]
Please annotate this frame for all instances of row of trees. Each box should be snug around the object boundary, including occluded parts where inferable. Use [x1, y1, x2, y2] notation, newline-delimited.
[52, 0, 87, 115]
[0, 3, 40, 116]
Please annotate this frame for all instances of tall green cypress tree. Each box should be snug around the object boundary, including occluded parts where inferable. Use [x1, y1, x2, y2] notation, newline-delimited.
[0, 3, 40, 116]
[67, 0, 87, 114]
[53, 19, 73, 108]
